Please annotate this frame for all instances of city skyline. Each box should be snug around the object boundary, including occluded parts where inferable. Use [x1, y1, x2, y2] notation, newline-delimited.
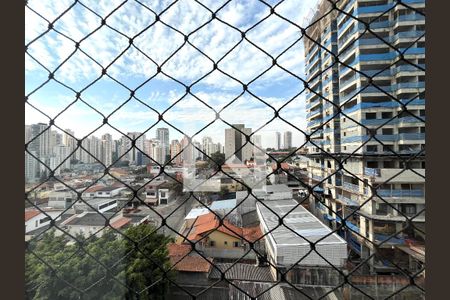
[25, 0, 320, 150]
[24, 121, 304, 150]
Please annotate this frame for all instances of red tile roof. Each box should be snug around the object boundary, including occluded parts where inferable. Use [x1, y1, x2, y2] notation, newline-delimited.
[111, 182, 126, 188]
[243, 225, 264, 243]
[110, 217, 131, 229]
[167, 243, 212, 273]
[272, 162, 290, 171]
[25, 210, 41, 222]
[168, 243, 192, 257]
[84, 185, 104, 193]
[187, 213, 243, 242]
[173, 256, 213, 273]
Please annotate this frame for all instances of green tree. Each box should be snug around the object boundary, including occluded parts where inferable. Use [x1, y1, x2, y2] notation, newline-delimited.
[26, 224, 173, 300]
[208, 151, 225, 171]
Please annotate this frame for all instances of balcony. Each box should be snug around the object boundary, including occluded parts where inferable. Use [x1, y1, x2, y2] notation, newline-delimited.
[336, 194, 359, 207]
[377, 189, 425, 198]
[396, 14, 426, 23]
[341, 135, 400, 144]
[361, 69, 391, 78]
[358, 3, 395, 15]
[307, 119, 323, 128]
[391, 31, 425, 43]
[342, 99, 425, 115]
[306, 108, 322, 119]
[360, 52, 396, 62]
[373, 233, 405, 245]
[337, 0, 357, 24]
[394, 81, 425, 90]
[395, 64, 425, 73]
[398, 133, 425, 140]
[364, 167, 380, 177]
[312, 174, 324, 181]
[402, 0, 425, 4]
[343, 182, 361, 193]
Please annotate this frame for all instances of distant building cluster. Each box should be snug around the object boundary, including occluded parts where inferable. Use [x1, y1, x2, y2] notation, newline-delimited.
[24, 124, 228, 183]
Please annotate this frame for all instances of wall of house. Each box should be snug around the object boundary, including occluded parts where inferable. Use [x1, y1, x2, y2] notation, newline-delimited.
[204, 231, 242, 249]
[25, 211, 62, 233]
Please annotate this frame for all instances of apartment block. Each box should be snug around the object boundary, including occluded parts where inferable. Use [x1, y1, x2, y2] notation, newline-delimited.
[225, 124, 253, 163]
[304, 0, 425, 274]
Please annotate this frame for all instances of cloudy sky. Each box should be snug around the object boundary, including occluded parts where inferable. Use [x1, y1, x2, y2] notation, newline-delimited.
[25, 0, 319, 148]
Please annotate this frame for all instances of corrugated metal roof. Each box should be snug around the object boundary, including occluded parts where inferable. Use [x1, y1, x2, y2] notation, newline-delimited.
[210, 199, 237, 210]
[229, 282, 345, 300]
[257, 200, 346, 246]
[209, 263, 273, 282]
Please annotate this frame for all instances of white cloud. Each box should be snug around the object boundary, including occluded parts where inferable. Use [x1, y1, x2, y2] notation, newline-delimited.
[25, 0, 317, 144]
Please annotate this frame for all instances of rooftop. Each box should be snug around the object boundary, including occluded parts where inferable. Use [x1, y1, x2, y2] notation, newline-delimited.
[83, 185, 105, 193]
[110, 217, 131, 229]
[209, 199, 237, 211]
[263, 184, 292, 193]
[187, 213, 243, 242]
[243, 225, 264, 243]
[168, 243, 213, 273]
[62, 212, 115, 227]
[25, 210, 41, 221]
[185, 207, 210, 220]
[257, 200, 346, 246]
[209, 263, 273, 282]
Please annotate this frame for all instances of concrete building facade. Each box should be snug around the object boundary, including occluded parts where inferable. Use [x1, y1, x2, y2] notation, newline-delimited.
[304, 0, 425, 273]
[225, 124, 253, 163]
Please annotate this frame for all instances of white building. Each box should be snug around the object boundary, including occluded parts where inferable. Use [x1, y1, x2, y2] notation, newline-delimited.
[170, 139, 182, 165]
[25, 150, 38, 182]
[25, 209, 64, 234]
[256, 200, 347, 279]
[156, 128, 170, 163]
[53, 144, 71, 171]
[101, 133, 113, 167]
[283, 131, 292, 149]
[275, 131, 281, 150]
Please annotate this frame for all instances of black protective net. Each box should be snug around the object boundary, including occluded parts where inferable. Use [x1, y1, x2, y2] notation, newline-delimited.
[25, 0, 425, 299]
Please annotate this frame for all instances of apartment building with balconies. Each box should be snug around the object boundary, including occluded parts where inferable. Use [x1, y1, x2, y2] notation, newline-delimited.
[304, 0, 425, 274]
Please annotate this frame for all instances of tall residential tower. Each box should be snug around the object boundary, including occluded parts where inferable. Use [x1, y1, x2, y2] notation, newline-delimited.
[304, 0, 425, 273]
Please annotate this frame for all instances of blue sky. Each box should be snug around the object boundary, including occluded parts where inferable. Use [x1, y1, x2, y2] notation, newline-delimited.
[25, 0, 319, 148]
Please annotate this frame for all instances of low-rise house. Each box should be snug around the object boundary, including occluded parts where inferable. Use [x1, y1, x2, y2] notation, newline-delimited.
[144, 180, 176, 205]
[256, 199, 348, 282]
[168, 243, 213, 285]
[95, 186, 125, 198]
[47, 191, 76, 209]
[81, 184, 105, 199]
[180, 213, 262, 260]
[73, 198, 118, 213]
[25, 209, 64, 234]
[61, 211, 148, 237]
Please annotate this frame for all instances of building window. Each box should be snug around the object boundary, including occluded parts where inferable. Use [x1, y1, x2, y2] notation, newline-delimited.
[39, 217, 51, 224]
[382, 112, 393, 119]
[224, 241, 228, 245]
[209, 241, 216, 247]
[366, 145, 378, 152]
[233, 241, 239, 247]
[365, 112, 377, 119]
[402, 204, 417, 216]
[382, 128, 393, 135]
[376, 203, 388, 215]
